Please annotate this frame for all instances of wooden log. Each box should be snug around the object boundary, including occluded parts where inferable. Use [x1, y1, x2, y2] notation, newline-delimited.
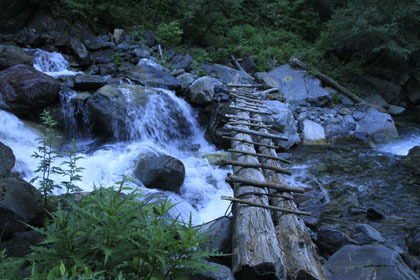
[261, 88, 279, 94]
[230, 105, 271, 115]
[231, 93, 264, 104]
[228, 83, 262, 88]
[237, 100, 268, 109]
[228, 110, 286, 279]
[222, 136, 279, 149]
[226, 175, 304, 193]
[228, 121, 273, 129]
[231, 55, 247, 73]
[236, 191, 292, 200]
[289, 57, 386, 113]
[225, 114, 273, 123]
[236, 102, 264, 110]
[255, 115, 328, 280]
[225, 124, 288, 140]
[221, 160, 291, 175]
[229, 90, 260, 98]
[221, 196, 311, 216]
[228, 149, 291, 164]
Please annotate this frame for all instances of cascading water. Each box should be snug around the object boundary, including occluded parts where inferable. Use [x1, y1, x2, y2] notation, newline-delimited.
[28, 48, 83, 77]
[0, 49, 233, 225]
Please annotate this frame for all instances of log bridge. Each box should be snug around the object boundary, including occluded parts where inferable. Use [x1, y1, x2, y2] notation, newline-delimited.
[221, 84, 327, 280]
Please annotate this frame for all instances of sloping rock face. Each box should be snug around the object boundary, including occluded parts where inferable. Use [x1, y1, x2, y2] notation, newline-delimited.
[0, 142, 15, 177]
[202, 63, 254, 84]
[324, 245, 420, 280]
[0, 0, 35, 33]
[0, 64, 60, 114]
[355, 108, 398, 143]
[265, 64, 331, 106]
[133, 154, 185, 192]
[356, 75, 402, 105]
[0, 45, 33, 70]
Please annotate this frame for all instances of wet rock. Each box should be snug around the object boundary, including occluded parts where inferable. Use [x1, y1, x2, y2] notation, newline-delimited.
[170, 53, 193, 71]
[205, 102, 232, 149]
[0, 0, 35, 33]
[0, 176, 43, 240]
[204, 152, 230, 166]
[0, 142, 15, 177]
[407, 228, 420, 256]
[74, 75, 110, 91]
[0, 230, 43, 257]
[0, 64, 60, 114]
[70, 38, 88, 59]
[324, 244, 420, 280]
[202, 63, 254, 84]
[200, 216, 232, 255]
[189, 76, 223, 105]
[191, 261, 235, 280]
[350, 224, 385, 245]
[317, 226, 357, 255]
[133, 154, 185, 192]
[402, 146, 420, 176]
[0, 45, 33, 70]
[355, 108, 398, 143]
[268, 64, 330, 106]
[127, 59, 180, 90]
[303, 120, 326, 145]
[366, 207, 384, 221]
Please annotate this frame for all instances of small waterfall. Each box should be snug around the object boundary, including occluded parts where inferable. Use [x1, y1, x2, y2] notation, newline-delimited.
[377, 126, 420, 156]
[29, 49, 82, 77]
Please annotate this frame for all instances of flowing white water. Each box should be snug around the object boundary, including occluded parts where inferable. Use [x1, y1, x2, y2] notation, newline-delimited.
[377, 127, 420, 156]
[0, 50, 233, 225]
[30, 49, 83, 77]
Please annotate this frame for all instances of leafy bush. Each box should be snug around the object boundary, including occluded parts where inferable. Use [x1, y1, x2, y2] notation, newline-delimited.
[156, 21, 184, 47]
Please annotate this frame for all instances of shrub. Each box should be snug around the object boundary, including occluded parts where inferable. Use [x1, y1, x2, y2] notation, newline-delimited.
[156, 21, 184, 47]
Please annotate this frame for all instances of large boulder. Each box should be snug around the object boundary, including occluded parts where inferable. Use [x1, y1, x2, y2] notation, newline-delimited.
[170, 53, 193, 71]
[0, 45, 33, 70]
[200, 216, 232, 255]
[0, 230, 43, 257]
[205, 102, 233, 149]
[188, 76, 223, 105]
[324, 244, 420, 280]
[356, 75, 402, 105]
[177, 72, 197, 95]
[355, 108, 398, 143]
[350, 223, 385, 245]
[0, 64, 60, 114]
[133, 154, 185, 192]
[267, 64, 331, 106]
[0, 176, 43, 240]
[202, 63, 254, 84]
[0, 0, 35, 33]
[191, 261, 235, 280]
[317, 226, 357, 256]
[73, 74, 110, 91]
[302, 120, 326, 145]
[70, 38, 88, 59]
[127, 59, 180, 90]
[0, 142, 15, 177]
[402, 146, 420, 176]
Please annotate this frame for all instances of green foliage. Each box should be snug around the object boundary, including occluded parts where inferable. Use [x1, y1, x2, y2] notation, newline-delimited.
[111, 51, 122, 66]
[156, 21, 183, 47]
[31, 110, 63, 209]
[14, 177, 220, 279]
[61, 139, 84, 194]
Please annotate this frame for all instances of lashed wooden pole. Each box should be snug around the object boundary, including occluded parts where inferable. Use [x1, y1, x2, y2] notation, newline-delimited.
[254, 114, 327, 280]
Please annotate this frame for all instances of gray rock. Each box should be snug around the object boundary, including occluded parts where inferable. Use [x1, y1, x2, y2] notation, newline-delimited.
[268, 64, 330, 106]
[127, 60, 180, 90]
[177, 72, 197, 95]
[303, 120, 326, 145]
[352, 111, 365, 121]
[0, 177, 43, 240]
[364, 94, 388, 108]
[0, 64, 60, 114]
[0, 142, 15, 177]
[170, 53, 193, 71]
[255, 72, 280, 89]
[0, 45, 33, 70]
[70, 38, 88, 59]
[355, 108, 399, 143]
[98, 62, 118, 76]
[203, 63, 254, 84]
[205, 103, 233, 149]
[74, 75, 110, 91]
[387, 104, 406, 115]
[89, 49, 113, 64]
[84, 37, 115, 51]
[112, 29, 125, 44]
[324, 244, 420, 280]
[188, 76, 222, 105]
[407, 228, 420, 256]
[317, 227, 357, 255]
[132, 48, 150, 59]
[350, 224, 385, 245]
[0, 230, 43, 257]
[200, 216, 232, 254]
[358, 75, 402, 105]
[404, 78, 420, 105]
[402, 146, 420, 176]
[133, 154, 185, 192]
[192, 261, 235, 280]
[239, 55, 255, 73]
[0, 0, 35, 33]
[143, 30, 156, 47]
[343, 114, 356, 124]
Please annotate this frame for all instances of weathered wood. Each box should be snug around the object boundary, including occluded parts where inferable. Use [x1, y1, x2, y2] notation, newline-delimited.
[235, 102, 264, 110]
[226, 124, 288, 140]
[236, 100, 268, 109]
[221, 159, 292, 175]
[261, 88, 279, 94]
[228, 83, 263, 88]
[229, 90, 260, 98]
[222, 136, 279, 149]
[228, 121, 272, 129]
[228, 149, 291, 164]
[225, 114, 273, 123]
[231, 55, 247, 73]
[230, 93, 264, 103]
[289, 57, 386, 113]
[255, 115, 328, 280]
[226, 175, 304, 193]
[230, 105, 272, 115]
[227, 109, 286, 279]
[221, 196, 311, 216]
[236, 191, 292, 200]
